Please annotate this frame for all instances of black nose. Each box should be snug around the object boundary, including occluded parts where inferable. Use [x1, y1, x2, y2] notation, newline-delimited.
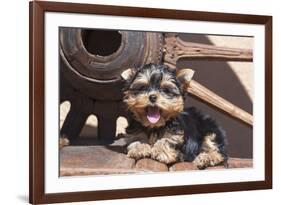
[149, 95, 157, 103]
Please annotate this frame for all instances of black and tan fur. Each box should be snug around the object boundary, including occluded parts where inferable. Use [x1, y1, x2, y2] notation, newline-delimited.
[121, 64, 228, 169]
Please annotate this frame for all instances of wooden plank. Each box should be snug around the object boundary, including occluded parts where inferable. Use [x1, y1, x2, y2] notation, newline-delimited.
[135, 158, 169, 172]
[60, 146, 135, 176]
[169, 158, 253, 171]
[60, 146, 253, 176]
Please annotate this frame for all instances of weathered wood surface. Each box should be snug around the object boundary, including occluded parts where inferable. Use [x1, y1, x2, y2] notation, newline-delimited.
[135, 158, 169, 172]
[187, 80, 253, 126]
[60, 146, 253, 176]
[60, 146, 135, 176]
[169, 158, 253, 171]
[164, 34, 253, 68]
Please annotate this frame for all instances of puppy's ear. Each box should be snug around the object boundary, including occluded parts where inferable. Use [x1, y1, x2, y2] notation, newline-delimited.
[121, 68, 136, 81]
[176, 68, 195, 86]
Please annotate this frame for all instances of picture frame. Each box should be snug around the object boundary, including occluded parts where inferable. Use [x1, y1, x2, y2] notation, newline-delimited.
[29, 1, 272, 204]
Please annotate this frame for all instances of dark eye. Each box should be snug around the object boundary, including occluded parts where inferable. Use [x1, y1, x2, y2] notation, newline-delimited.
[163, 87, 171, 93]
[130, 84, 148, 92]
[162, 86, 180, 96]
[138, 85, 147, 91]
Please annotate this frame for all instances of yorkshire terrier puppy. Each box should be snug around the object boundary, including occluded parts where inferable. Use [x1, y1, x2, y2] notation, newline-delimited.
[121, 64, 228, 169]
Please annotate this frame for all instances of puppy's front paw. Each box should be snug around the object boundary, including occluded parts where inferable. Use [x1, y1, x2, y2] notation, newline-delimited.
[127, 141, 151, 160]
[151, 142, 178, 164]
[193, 153, 210, 169]
[193, 151, 225, 169]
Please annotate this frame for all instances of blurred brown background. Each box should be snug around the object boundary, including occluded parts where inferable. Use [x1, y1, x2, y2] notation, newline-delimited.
[60, 33, 253, 159]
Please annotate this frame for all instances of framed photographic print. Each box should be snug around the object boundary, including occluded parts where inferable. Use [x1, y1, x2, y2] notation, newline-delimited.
[29, 1, 272, 204]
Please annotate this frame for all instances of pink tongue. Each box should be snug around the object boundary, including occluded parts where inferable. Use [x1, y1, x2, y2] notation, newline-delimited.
[146, 107, 160, 124]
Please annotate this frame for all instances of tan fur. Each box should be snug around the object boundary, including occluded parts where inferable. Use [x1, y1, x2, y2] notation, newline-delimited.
[176, 68, 194, 84]
[150, 130, 184, 164]
[123, 66, 188, 163]
[124, 92, 165, 127]
[122, 131, 151, 160]
[193, 133, 224, 169]
[161, 73, 176, 84]
[124, 86, 184, 129]
[127, 141, 152, 160]
[151, 138, 180, 164]
[201, 133, 219, 152]
[162, 131, 185, 146]
[208, 151, 225, 166]
[126, 130, 184, 164]
[121, 68, 135, 80]
[156, 94, 184, 120]
[130, 79, 149, 87]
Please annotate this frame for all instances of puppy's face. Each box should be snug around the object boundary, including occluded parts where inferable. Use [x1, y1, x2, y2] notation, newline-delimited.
[122, 64, 194, 128]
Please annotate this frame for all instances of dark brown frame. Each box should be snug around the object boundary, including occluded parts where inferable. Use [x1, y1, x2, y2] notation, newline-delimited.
[29, 1, 272, 204]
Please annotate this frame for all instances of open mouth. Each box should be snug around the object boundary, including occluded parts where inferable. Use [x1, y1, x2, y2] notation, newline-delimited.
[146, 106, 161, 124]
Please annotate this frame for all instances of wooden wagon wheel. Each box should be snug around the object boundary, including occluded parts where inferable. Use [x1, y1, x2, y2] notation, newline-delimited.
[60, 28, 163, 143]
[60, 29, 253, 144]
